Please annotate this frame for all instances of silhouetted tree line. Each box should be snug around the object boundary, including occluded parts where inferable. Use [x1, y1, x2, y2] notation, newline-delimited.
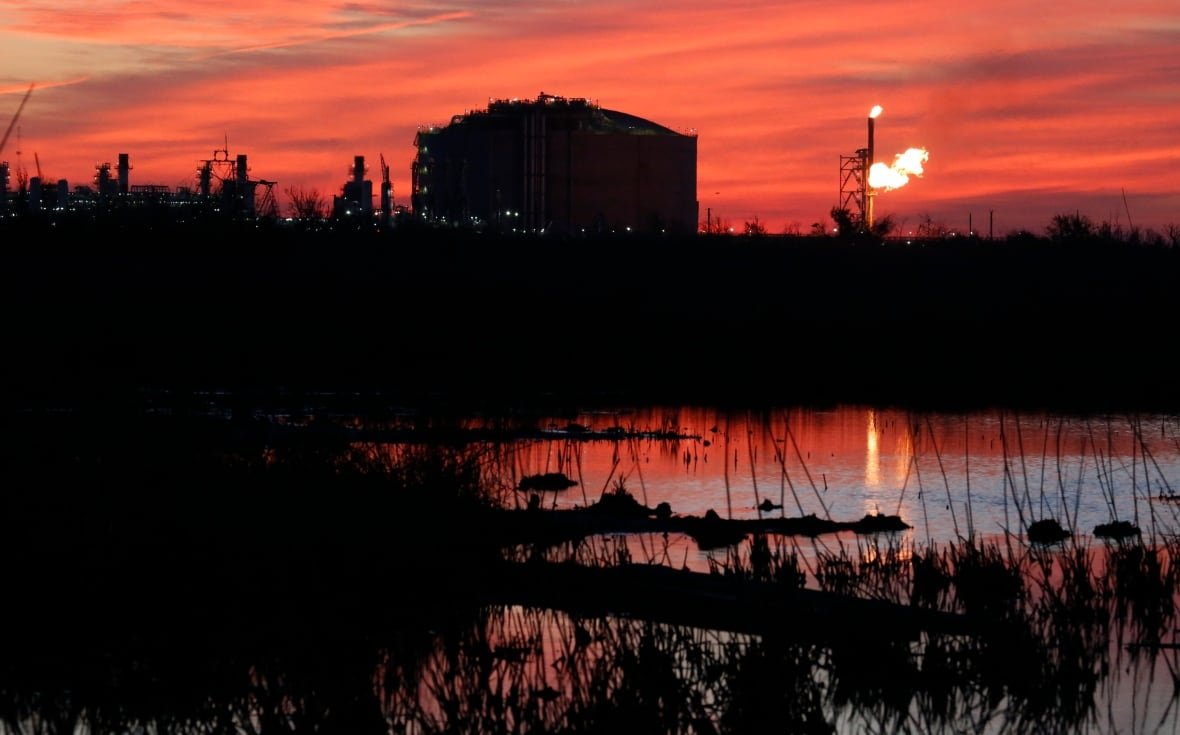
[3, 208, 1180, 415]
[818, 205, 1180, 247]
[5, 184, 1178, 246]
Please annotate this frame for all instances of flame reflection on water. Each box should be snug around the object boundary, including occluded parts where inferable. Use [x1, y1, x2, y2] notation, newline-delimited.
[485, 405, 1180, 550]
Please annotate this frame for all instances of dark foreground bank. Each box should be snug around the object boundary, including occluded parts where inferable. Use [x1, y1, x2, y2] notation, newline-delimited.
[3, 224, 1179, 413]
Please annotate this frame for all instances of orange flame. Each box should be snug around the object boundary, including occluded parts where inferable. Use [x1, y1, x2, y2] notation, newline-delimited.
[869, 147, 928, 191]
[869, 105, 883, 119]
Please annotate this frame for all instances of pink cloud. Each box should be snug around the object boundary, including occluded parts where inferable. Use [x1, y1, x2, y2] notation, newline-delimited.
[2, 0, 1177, 233]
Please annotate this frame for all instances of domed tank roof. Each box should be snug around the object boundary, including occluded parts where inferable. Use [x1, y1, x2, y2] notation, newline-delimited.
[593, 107, 682, 136]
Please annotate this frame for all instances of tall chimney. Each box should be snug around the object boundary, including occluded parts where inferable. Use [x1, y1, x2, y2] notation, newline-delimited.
[353, 155, 365, 184]
[865, 109, 878, 232]
[118, 153, 130, 195]
[867, 115, 875, 168]
[198, 161, 212, 198]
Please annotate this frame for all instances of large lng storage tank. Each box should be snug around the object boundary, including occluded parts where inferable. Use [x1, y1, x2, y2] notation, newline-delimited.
[411, 93, 697, 235]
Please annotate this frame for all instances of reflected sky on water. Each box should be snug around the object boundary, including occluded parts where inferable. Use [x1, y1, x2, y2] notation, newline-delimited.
[3, 401, 1179, 734]
[487, 405, 1180, 549]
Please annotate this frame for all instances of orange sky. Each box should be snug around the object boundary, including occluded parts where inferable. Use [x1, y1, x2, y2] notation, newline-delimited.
[2, 1, 1178, 235]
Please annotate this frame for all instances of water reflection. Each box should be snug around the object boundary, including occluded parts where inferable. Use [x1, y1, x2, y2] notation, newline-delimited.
[380, 535, 1180, 734]
[450, 406, 1180, 552]
[865, 407, 882, 491]
[4, 403, 1180, 734]
[4, 533, 1176, 735]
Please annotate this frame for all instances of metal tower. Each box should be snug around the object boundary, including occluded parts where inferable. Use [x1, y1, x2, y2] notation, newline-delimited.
[839, 148, 868, 228]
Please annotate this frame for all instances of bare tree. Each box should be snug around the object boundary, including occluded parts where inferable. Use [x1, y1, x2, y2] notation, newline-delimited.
[871, 213, 897, 238]
[699, 214, 733, 235]
[1166, 223, 1180, 247]
[285, 186, 328, 219]
[915, 212, 948, 238]
[744, 215, 767, 236]
[1046, 211, 1095, 242]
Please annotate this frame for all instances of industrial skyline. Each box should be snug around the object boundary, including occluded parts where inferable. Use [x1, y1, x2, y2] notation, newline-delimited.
[1, 1, 1177, 235]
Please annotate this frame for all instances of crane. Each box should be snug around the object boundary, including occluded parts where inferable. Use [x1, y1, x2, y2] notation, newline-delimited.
[0, 83, 34, 156]
[256, 179, 279, 219]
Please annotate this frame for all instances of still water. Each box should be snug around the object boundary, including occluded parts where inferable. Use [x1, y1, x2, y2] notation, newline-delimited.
[469, 404, 1180, 733]
[353, 403, 1180, 734]
[5, 401, 1176, 734]
[463, 405, 1180, 560]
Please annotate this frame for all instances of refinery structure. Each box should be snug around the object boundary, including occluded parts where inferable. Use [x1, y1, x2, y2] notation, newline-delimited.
[839, 105, 929, 234]
[411, 93, 698, 235]
[0, 83, 399, 225]
[0, 144, 396, 226]
[0, 142, 283, 221]
[3, 84, 929, 238]
[3, 89, 697, 234]
[0, 85, 279, 220]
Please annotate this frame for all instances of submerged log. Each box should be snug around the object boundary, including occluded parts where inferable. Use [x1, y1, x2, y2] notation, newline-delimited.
[489, 559, 976, 641]
[488, 500, 911, 549]
[518, 472, 578, 492]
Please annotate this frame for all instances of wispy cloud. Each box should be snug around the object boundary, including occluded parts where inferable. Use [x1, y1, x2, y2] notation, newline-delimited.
[2, 0, 1177, 231]
[214, 10, 472, 56]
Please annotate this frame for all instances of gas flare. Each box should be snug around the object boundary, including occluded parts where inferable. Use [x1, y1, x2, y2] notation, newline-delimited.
[869, 147, 928, 191]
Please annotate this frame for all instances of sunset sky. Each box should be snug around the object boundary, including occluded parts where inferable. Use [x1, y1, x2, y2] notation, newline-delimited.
[2, 1, 1177, 235]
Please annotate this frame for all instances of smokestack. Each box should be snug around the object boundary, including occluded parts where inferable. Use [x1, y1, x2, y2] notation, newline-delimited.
[236, 154, 248, 186]
[29, 176, 42, 212]
[353, 155, 365, 184]
[118, 153, 130, 195]
[198, 161, 212, 198]
[865, 106, 882, 232]
[865, 115, 875, 231]
[867, 116, 875, 169]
